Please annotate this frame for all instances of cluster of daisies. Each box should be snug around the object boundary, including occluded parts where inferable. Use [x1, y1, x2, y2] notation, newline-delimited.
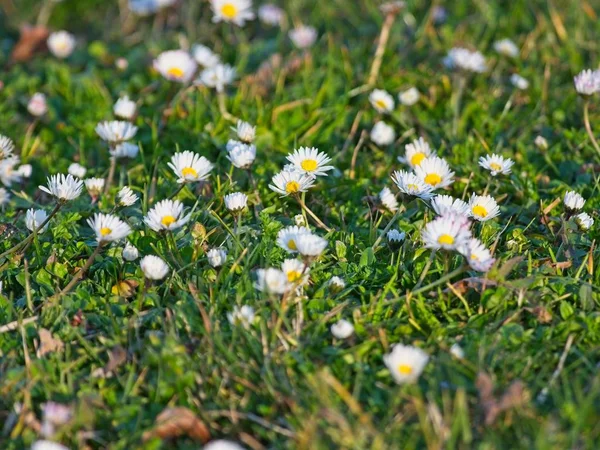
[0, 135, 33, 206]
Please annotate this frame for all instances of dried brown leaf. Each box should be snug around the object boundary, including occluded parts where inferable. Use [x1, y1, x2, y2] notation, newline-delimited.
[11, 25, 49, 63]
[36, 328, 64, 358]
[91, 346, 127, 378]
[142, 407, 210, 443]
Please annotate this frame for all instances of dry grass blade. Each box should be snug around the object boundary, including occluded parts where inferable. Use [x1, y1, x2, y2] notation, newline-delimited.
[142, 407, 210, 443]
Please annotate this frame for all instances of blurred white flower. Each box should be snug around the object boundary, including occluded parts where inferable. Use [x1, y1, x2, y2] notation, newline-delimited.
[289, 25, 317, 49]
[26, 209, 48, 233]
[192, 44, 220, 68]
[277, 225, 311, 253]
[227, 142, 256, 168]
[494, 38, 519, 57]
[122, 242, 139, 261]
[403, 137, 434, 169]
[398, 87, 420, 106]
[391, 170, 434, 200]
[574, 69, 600, 96]
[207, 248, 227, 267]
[28, 93, 48, 116]
[18, 164, 32, 178]
[575, 212, 594, 231]
[153, 50, 198, 83]
[534, 135, 548, 150]
[450, 343, 464, 359]
[422, 213, 471, 251]
[211, 0, 255, 26]
[430, 194, 469, 217]
[68, 163, 86, 179]
[204, 440, 246, 450]
[85, 177, 105, 200]
[478, 154, 514, 176]
[113, 96, 136, 120]
[371, 121, 395, 146]
[369, 89, 394, 113]
[0, 187, 10, 208]
[0, 157, 21, 186]
[458, 237, 495, 272]
[0, 135, 15, 160]
[227, 305, 255, 328]
[379, 186, 398, 212]
[414, 156, 455, 189]
[197, 64, 236, 92]
[328, 276, 345, 293]
[255, 268, 291, 294]
[95, 121, 138, 144]
[387, 229, 405, 243]
[140, 255, 170, 280]
[258, 4, 284, 26]
[110, 142, 139, 159]
[383, 344, 429, 384]
[295, 233, 328, 258]
[331, 319, 354, 339]
[31, 441, 69, 450]
[444, 47, 487, 73]
[510, 73, 529, 90]
[47, 31, 75, 58]
[235, 120, 256, 143]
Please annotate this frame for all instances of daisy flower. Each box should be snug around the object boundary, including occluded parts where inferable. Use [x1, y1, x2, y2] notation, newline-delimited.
[269, 169, 316, 197]
[25, 209, 48, 233]
[563, 191, 585, 211]
[478, 153, 514, 176]
[168, 150, 214, 183]
[224, 192, 248, 212]
[68, 163, 86, 178]
[493, 38, 519, 58]
[379, 187, 399, 212]
[575, 212, 594, 231]
[328, 276, 345, 293]
[398, 87, 420, 106]
[18, 164, 32, 178]
[422, 213, 471, 251]
[140, 255, 170, 280]
[144, 199, 191, 232]
[289, 25, 318, 49]
[391, 170, 434, 200]
[87, 213, 132, 242]
[286, 147, 333, 177]
[331, 319, 354, 339]
[95, 121, 138, 144]
[430, 194, 469, 217]
[210, 0, 255, 26]
[0, 158, 22, 186]
[258, 4, 284, 26]
[369, 89, 395, 113]
[39, 174, 83, 201]
[294, 233, 328, 258]
[574, 69, 599, 96]
[197, 64, 236, 92]
[383, 344, 429, 384]
[118, 186, 138, 206]
[235, 120, 256, 143]
[277, 225, 311, 253]
[450, 343, 465, 359]
[85, 178, 105, 200]
[227, 305, 256, 328]
[281, 258, 310, 285]
[227, 143, 256, 168]
[402, 137, 434, 168]
[0, 135, 15, 160]
[510, 74, 529, 90]
[414, 156, 455, 189]
[458, 237, 495, 272]
[371, 121, 396, 146]
[153, 50, 197, 84]
[255, 268, 291, 294]
[468, 194, 500, 221]
[192, 44, 220, 68]
[444, 47, 487, 73]
[113, 96, 136, 120]
[110, 142, 139, 159]
[122, 242, 139, 261]
[47, 31, 75, 59]
[207, 248, 227, 267]
[28, 93, 48, 117]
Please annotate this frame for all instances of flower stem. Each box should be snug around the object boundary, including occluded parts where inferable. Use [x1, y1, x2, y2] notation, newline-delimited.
[367, 12, 396, 86]
[104, 156, 117, 196]
[296, 196, 332, 232]
[371, 208, 401, 250]
[168, 183, 185, 200]
[52, 243, 104, 300]
[452, 75, 467, 137]
[583, 100, 600, 159]
[0, 202, 62, 261]
[218, 91, 238, 122]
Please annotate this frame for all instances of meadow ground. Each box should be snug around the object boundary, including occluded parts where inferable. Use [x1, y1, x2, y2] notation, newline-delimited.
[1, 0, 600, 448]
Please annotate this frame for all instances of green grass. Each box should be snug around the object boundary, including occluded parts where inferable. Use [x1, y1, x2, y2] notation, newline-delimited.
[1, 0, 600, 448]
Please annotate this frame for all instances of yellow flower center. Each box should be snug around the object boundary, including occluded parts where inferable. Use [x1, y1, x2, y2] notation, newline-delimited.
[100, 227, 112, 236]
[438, 234, 454, 245]
[287, 271, 301, 282]
[301, 159, 318, 171]
[472, 205, 488, 218]
[167, 66, 185, 79]
[490, 162, 502, 172]
[221, 3, 237, 18]
[375, 99, 387, 110]
[397, 364, 413, 375]
[181, 166, 198, 178]
[407, 183, 419, 191]
[410, 152, 426, 166]
[285, 181, 300, 193]
[424, 173, 442, 186]
[161, 215, 176, 227]
[287, 239, 297, 250]
[470, 253, 479, 261]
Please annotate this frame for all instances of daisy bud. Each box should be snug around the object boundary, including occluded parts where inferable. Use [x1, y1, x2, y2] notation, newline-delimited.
[398, 87, 420, 106]
[68, 162, 86, 178]
[575, 212, 594, 231]
[383, 344, 429, 384]
[224, 192, 248, 213]
[227, 143, 256, 169]
[25, 209, 48, 233]
[331, 319, 354, 339]
[563, 191, 585, 212]
[227, 305, 256, 328]
[85, 178, 105, 202]
[113, 95, 136, 120]
[370, 122, 396, 146]
[289, 25, 318, 49]
[328, 276, 345, 293]
[235, 120, 256, 143]
[294, 214, 307, 227]
[207, 248, 227, 268]
[28, 93, 48, 117]
[387, 229, 405, 248]
[122, 242, 139, 261]
[534, 135, 548, 150]
[47, 31, 75, 59]
[378, 187, 398, 212]
[140, 255, 170, 280]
